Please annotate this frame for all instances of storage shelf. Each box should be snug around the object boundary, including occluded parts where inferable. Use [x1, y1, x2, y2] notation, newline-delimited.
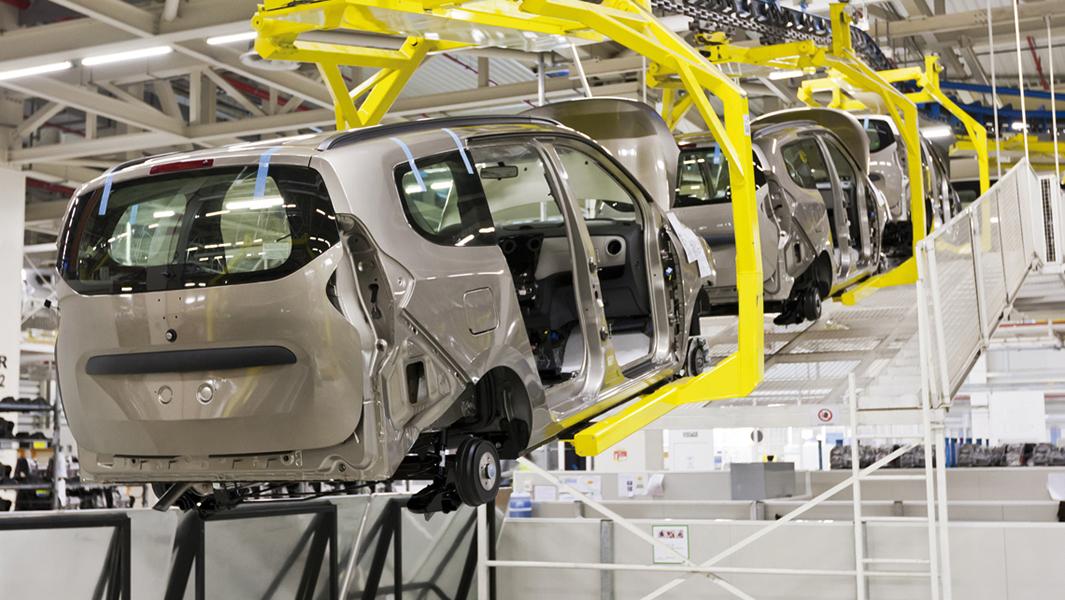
[0, 438, 54, 448]
[0, 482, 53, 491]
[0, 403, 56, 413]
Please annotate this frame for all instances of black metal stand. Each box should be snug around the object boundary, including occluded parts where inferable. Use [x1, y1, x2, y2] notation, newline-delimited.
[164, 501, 339, 600]
[0, 512, 131, 600]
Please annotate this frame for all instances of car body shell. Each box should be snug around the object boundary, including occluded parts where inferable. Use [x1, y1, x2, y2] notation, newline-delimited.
[862, 114, 960, 230]
[529, 100, 887, 308]
[55, 119, 713, 484]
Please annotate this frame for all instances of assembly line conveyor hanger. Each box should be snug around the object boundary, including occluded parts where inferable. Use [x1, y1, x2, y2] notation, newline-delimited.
[249, 0, 990, 456]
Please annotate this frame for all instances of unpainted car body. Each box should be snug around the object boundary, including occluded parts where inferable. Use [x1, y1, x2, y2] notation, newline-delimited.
[55, 117, 713, 511]
[530, 100, 887, 324]
[861, 114, 961, 253]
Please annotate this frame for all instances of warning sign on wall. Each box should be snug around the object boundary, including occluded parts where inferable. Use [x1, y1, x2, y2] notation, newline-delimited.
[811, 406, 840, 425]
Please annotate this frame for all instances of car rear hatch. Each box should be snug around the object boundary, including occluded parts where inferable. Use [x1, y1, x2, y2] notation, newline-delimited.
[56, 151, 366, 457]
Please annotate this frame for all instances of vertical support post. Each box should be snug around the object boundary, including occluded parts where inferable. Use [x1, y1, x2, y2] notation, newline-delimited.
[487, 501, 497, 600]
[85, 112, 98, 139]
[476, 503, 489, 600]
[1011, 0, 1029, 159]
[600, 520, 614, 600]
[848, 373, 866, 600]
[188, 69, 202, 125]
[478, 57, 490, 88]
[969, 213, 990, 347]
[935, 426, 954, 600]
[537, 53, 547, 106]
[641, 55, 648, 104]
[339, 501, 372, 600]
[570, 44, 592, 98]
[0, 167, 25, 411]
[1047, 16, 1060, 180]
[393, 504, 403, 599]
[922, 398, 942, 600]
[987, 0, 1002, 180]
[195, 515, 205, 600]
[925, 250, 952, 401]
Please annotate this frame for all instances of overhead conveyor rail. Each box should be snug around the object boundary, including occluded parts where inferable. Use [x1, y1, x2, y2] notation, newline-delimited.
[681, 17, 990, 306]
[252, 0, 765, 454]
[651, 0, 891, 70]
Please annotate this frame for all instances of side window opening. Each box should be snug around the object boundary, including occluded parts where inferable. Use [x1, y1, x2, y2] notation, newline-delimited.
[822, 137, 864, 255]
[674, 146, 767, 208]
[469, 143, 581, 387]
[555, 143, 656, 370]
[780, 138, 832, 192]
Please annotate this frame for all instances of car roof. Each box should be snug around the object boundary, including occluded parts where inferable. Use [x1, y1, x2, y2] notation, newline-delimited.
[81, 116, 569, 196]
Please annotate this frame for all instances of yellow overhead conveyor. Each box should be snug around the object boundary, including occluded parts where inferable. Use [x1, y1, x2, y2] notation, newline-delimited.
[252, 0, 763, 456]
[680, 6, 990, 306]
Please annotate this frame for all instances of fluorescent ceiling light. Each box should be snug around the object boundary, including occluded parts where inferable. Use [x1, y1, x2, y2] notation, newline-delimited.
[768, 69, 804, 80]
[923, 126, 954, 138]
[83, 46, 172, 66]
[207, 32, 257, 45]
[1010, 121, 1029, 131]
[0, 61, 73, 81]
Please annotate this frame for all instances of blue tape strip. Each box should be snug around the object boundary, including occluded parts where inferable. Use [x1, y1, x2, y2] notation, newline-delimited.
[864, 117, 870, 128]
[98, 173, 115, 215]
[129, 204, 138, 226]
[441, 128, 474, 175]
[390, 137, 425, 192]
[711, 145, 722, 166]
[254, 147, 283, 199]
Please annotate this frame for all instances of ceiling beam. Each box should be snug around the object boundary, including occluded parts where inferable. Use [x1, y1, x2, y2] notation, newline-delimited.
[958, 36, 990, 87]
[10, 131, 186, 163]
[13, 102, 66, 140]
[1, 76, 186, 135]
[886, 1, 1064, 38]
[202, 68, 266, 117]
[0, 0, 255, 73]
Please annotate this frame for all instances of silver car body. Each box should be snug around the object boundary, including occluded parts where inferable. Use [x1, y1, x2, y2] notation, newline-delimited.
[55, 118, 713, 484]
[530, 100, 887, 311]
[862, 114, 959, 235]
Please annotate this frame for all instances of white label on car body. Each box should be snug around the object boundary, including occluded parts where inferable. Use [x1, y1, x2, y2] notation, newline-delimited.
[666, 212, 712, 279]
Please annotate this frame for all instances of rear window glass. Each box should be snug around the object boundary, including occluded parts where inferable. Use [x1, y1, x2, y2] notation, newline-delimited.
[674, 146, 765, 208]
[58, 165, 339, 295]
[863, 118, 895, 153]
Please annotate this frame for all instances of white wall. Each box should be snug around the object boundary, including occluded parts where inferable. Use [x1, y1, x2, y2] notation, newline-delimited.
[0, 166, 24, 399]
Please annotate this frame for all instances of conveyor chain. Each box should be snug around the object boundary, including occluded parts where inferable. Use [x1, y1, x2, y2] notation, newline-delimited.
[651, 0, 892, 71]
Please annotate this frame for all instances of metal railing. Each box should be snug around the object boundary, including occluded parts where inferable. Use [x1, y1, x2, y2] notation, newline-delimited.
[916, 158, 1040, 408]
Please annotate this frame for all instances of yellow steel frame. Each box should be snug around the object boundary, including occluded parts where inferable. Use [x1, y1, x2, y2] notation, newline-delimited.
[253, 0, 763, 456]
[955, 133, 1065, 164]
[878, 55, 990, 193]
[683, 5, 930, 304]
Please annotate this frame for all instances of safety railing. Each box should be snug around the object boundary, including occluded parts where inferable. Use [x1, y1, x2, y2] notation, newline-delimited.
[916, 158, 1040, 408]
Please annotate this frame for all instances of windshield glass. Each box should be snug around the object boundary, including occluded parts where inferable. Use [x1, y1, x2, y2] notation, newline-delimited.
[58, 164, 339, 295]
[675, 146, 765, 207]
